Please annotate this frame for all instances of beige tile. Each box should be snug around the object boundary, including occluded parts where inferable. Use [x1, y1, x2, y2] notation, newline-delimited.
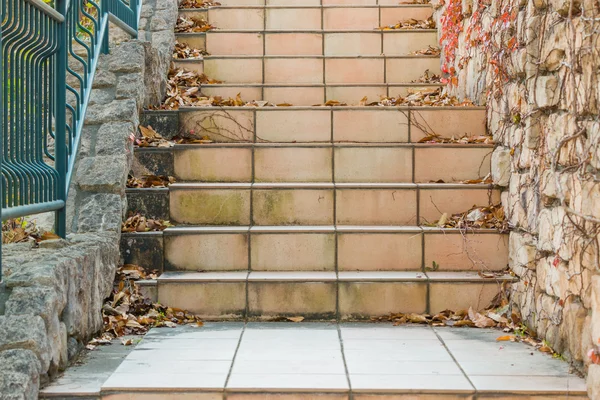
[388, 84, 442, 97]
[263, 87, 325, 106]
[221, 0, 264, 4]
[414, 147, 492, 182]
[386, 57, 441, 83]
[170, 188, 251, 225]
[429, 281, 503, 313]
[256, 109, 331, 142]
[353, 395, 472, 400]
[325, 32, 382, 56]
[248, 281, 337, 318]
[158, 281, 246, 318]
[338, 233, 422, 271]
[253, 189, 334, 225]
[323, 0, 376, 3]
[228, 394, 348, 400]
[383, 31, 438, 55]
[206, 32, 264, 56]
[334, 147, 412, 182]
[419, 187, 500, 224]
[178, 10, 208, 20]
[174, 147, 252, 182]
[255, 147, 333, 182]
[326, 86, 387, 105]
[265, 33, 323, 56]
[424, 232, 509, 272]
[380, 6, 434, 26]
[336, 189, 417, 225]
[323, 7, 379, 30]
[204, 58, 263, 83]
[105, 393, 222, 400]
[333, 109, 409, 142]
[266, 8, 322, 30]
[339, 281, 427, 319]
[251, 233, 336, 271]
[265, 58, 324, 84]
[410, 109, 487, 140]
[201, 86, 263, 102]
[267, 0, 320, 4]
[165, 233, 249, 271]
[325, 58, 384, 84]
[180, 109, 254, 142]
[208, 8, 264, 30]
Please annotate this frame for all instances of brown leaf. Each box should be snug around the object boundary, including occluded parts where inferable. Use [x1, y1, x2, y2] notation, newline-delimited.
[287, 316, 305, 323]
[496, 335, 515, 342]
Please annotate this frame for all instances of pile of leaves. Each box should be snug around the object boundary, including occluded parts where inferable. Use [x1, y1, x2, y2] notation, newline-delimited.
[90, 265, 202, 347]
[127, 174, 176, 188]
[412, 69, 441, 83]
[122, 213, 173, 233]
[432, 203, 509, 231]
[409, 46, 441, 56]
[173, 41, 209, 59]
[417, 132, 494, 144]
[137, 125, 173, 147]
[179, 0, 220, 8]
[174, 16, 215, 33]
[400, 0, 431, 4]
[368, 88, 475, 107]
[168, 67, 222, 87]
[372, 294, 558, 356]
[2, 218, 60, 244]
[378, 17, 436, 30]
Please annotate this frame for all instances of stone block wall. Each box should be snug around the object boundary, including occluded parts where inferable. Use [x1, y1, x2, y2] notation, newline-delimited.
[0, 0, 177, 398]
[434, 0, 599, 394]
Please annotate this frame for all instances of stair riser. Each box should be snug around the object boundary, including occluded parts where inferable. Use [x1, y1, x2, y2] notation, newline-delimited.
[167, 147, 491, 183]
[156, 230, 508, 272]
[197, 84, 442, 106]
[204, 0, 415, 5]
[181, 57, 439, 85]
[177, 31, 438, 56]
[168, 186, 500, 225]
[157, 279, 504, 320]
[179, 6, 433, 31]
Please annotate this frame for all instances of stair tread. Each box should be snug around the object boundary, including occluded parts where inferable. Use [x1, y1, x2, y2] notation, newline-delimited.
[158, 270, 516, 282]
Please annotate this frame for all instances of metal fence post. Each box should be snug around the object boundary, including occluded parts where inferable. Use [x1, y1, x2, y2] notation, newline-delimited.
[101, 0, 110, 54]
[55, 0, 67, 237]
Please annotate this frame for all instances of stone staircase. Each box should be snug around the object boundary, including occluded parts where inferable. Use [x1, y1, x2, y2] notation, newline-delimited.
[124, 0, 514, 321]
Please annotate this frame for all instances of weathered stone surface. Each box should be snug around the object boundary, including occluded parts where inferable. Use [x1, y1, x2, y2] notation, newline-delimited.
[0, 349, 41, 400]
[589, 364, 600, 400]
[95, 122, 135, 162]
[107, 41, 145, 74]
[491, 146, 511, 186]
[75, 155, 129, 194]
[116, 73, 145, 105]
[85, 99, 139, 126]
[0, 316, 51, 372]
[535, 75, 560, 108]
[76, 193, 124, 233]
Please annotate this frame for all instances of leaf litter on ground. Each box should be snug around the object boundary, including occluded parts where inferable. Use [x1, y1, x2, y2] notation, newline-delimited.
[173, 41, 209, 59]
[174, 16, 215, 33]
[412, 69, 442, 83]
[127, 174, 176, 188]
[378, 16, 436, 30]
[122, 213, 173, 233]
[427, 203, 508, 231]
[409, 46, 441, 56]
[179, 0, 220, 8]
[88, 265, 203, 349]
[2, 218, 61, 244]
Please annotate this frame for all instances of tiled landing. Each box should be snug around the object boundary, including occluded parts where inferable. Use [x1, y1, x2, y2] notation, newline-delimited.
[41, 323, 587, 399]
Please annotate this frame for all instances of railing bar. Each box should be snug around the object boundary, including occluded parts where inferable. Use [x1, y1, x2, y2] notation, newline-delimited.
[2, 199, 65, 220]
[24, 0, 65, 23]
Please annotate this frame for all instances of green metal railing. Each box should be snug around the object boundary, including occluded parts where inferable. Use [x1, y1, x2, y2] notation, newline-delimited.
[0, 0, 141, 279]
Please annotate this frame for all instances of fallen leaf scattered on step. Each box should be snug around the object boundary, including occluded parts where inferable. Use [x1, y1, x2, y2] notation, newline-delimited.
[175, 16, 215, 33]
[378, 16, 436, 30]
[122, 214, 173, 232]
[412, 69, 442, 83]
[496, 335, 516, 341]
[179, 0, 221, 8]
[173, 41, 209, 59]
[137, 125, 174, 147]
[409, 46, 442, 56]
[427, 203, 508, 231]
[287, 316, 305, 323]
[2, 218, 59, 244]
[127, 175, 176, 188]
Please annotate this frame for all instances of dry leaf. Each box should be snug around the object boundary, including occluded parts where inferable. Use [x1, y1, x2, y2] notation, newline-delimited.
[496, 335, 515, 341]
[287, 316, 305, 323]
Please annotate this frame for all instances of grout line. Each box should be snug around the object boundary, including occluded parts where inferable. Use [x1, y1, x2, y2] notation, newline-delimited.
[432, 327, 478, 395]
[337, 323, 354, 400]
[224, 321, 248, 398]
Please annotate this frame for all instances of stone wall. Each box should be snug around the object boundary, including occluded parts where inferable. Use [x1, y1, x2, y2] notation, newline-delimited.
[0, 0, 177, 398]
[434, 0, 599, 395]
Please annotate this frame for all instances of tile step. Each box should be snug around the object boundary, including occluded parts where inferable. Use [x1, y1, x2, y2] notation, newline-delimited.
[133, 145, 493, 187]
[155, 270, 516, 319]
[140, 107, 488, 146]
[174, 56, 440, 86]
[177, 30, 438, 57]
[179, 5, 434, 33]
[120, 225, 509, 274]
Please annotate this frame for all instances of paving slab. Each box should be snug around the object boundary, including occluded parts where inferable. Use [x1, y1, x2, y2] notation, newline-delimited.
[40, 323, 587, 399]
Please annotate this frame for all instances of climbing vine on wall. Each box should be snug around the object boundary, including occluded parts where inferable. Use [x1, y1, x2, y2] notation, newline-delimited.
[438, 0, 462, 85]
